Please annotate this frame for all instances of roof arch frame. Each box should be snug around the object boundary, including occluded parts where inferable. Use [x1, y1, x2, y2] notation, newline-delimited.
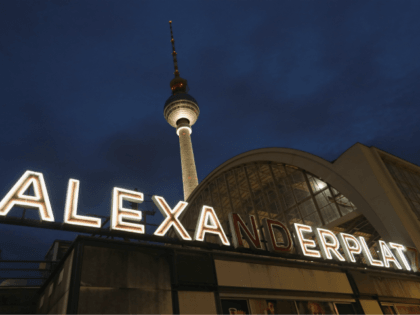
[188, 147, 393, 243]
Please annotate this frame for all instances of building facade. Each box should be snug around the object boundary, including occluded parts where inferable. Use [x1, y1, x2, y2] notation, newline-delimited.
[32, 143, 420, 314]
[3, 22, 420, 315]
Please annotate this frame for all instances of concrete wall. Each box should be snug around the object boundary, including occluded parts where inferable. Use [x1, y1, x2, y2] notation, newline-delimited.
[333, 144, 417, 247]
[38, 249, 74, 314]
[215, 259, 353, 294]
[350, 270, 420, 300]
[372, 147, 420, 252]
[77, 245, 172, 314]
[359, 300, 383, 315]
[178, 291, 217, 314]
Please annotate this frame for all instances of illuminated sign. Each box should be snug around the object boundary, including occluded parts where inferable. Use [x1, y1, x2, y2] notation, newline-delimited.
[338, 233, 362, 263]
[194, 206, 230, 246]
[314, 228, 345, 262]
[262, 218, 293, 253]
[152, 195, 191, 241]
[0, 171, 54, 222]
[111, 187, 145, 234]
[0, 170, 414, 272]
[293, 223, 321, 258]
[64, 179, 101, 228]
[228, 213, 262, 250]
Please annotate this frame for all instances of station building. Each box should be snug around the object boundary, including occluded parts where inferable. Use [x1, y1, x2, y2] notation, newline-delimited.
[33, 143, 420, 314]
[3, 22, 420, 315]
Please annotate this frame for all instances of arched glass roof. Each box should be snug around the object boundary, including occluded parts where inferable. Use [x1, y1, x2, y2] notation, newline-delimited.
[182, 161, 380, 256]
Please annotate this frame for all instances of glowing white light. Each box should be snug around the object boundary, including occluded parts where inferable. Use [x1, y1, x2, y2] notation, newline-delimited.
[0, 171, 54, 221]
[228, 213, 262, 250]
[152, 195, 192, 241]
[359, 236, 384, 267]
[338, 233, 362, 263]
[63, 179, 101, 228]
[194, 206, 230, 246]
[389, 242, 411, 271]
[317, 181, 326, 190]
[378, 240, 402, 269]
[110, 188, 144, 234]
[293, 223, 321, 258]
[315, 228, 345, 261]
[176, 126, 192, 136]
[262, 218, 293, 253]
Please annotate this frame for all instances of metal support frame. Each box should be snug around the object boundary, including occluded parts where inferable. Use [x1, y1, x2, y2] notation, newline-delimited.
[282, 165, 304, 229]
[210, 253, 223, 314]
[302, 171, 326, 226]
[344, 270, 366, 315]
[253, 163, 273, 219]
[169, 250, 180, 314]
[268, 163, 287, 220]
[66, 240, 84, 314]
[243, 165, 263, 234]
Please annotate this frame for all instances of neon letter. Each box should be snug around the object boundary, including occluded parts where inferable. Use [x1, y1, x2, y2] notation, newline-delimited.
[63, 179, 101, 228]
[228, 213, 262, 249]
[0, 171, 54, 221]
[110, 188, 144, 234]
[315, 228, 345, 261]
[194, 206, 230, 246]
[338, 233, 362, 263]
[152, 196, 191, 240]
[389, 242, 411, 271]
[359, 237, 384, 267]
[292, 223, 321, 258]
[262, 218, 293, 253]
[378, 240, 402, 269]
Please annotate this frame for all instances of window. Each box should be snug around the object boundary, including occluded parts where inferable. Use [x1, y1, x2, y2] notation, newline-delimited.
[58, 269, 64, 285]
[185, 162, 359, 246]
[335, 303, 357, 314]
[39, 295, 44, 308]
[48, 283, 54, 297]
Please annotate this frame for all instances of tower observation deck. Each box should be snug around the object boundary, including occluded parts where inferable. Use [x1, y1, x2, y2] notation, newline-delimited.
[164, 21, 200, 201]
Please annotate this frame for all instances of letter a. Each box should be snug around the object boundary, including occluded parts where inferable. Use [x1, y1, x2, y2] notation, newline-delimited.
[0, 171, 54, 221]
[194, 206, 230, 246]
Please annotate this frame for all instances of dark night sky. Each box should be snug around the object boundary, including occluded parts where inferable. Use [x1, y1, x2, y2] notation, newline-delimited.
[0, 0, 420, 260]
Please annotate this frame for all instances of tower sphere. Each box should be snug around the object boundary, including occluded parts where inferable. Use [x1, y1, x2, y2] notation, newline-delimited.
[164, 93, 200, 128]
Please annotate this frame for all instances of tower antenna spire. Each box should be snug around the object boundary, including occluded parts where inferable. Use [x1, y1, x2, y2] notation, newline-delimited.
[168, 21, 188, 94]
[164, 21, 200, 200]
[169, 21, 180, 77]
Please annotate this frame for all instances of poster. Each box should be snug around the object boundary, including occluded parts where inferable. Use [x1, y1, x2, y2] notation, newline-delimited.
[221, 299, 249, 314]
[395, 305, 420, 314]
[295, 300, 336, 315]
[381, 305, 396, 314]
[248, 299, 298, 314]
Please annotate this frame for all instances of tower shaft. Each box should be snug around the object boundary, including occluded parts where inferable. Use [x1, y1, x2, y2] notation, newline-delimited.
[178, 127, 198, 200]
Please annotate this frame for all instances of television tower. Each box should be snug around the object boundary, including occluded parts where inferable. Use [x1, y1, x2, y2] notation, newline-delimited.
[164, 21, 200, 201]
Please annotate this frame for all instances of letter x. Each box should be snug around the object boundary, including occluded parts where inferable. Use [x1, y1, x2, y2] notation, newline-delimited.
[152, 196, 192, 240]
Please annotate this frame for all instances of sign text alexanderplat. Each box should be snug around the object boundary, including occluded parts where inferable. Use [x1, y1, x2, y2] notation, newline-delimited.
[0, 171, 414, 272]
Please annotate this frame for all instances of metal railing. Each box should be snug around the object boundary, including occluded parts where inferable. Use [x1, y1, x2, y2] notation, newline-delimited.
[0, 260, 58, 287]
